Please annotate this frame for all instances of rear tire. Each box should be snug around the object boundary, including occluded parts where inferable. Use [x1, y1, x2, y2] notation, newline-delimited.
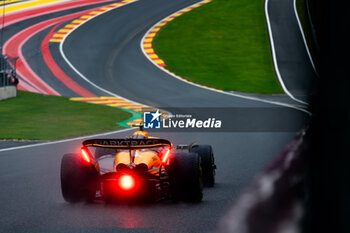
[168, 152, 203, 202]
[191, 145, 215, 187]
[60, 153, 99, 203]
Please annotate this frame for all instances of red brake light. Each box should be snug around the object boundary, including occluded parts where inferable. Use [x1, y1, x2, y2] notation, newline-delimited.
[81, 147, 92, 163]
[162, 149, 171, 164]
[119, 175, 135, 190]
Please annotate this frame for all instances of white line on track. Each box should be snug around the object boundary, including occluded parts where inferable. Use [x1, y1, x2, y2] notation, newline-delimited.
[265, 0, 308, 105]
[0, 128, 135, 152]
[140, 0, 311, 113]
[59, 0, 145, 107]
[0, 0, 143, 153]
[293, 0, 319, 76]
[0, 0, 312, 153]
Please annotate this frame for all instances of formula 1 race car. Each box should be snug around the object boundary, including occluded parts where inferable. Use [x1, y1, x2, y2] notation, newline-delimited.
[60, 126, 216, 203]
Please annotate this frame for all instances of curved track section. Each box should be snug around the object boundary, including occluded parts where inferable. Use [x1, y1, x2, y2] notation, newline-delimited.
[63, 0, 292, 108]
[2, 0, 123, 94]
[266, 0, 317, 104]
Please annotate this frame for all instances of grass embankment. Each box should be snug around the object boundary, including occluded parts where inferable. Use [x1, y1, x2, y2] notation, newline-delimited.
[153, 0, 283, 94]
[0, 91, 132, 140]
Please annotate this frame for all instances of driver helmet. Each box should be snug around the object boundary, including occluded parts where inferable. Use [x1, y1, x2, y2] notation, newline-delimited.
[131, 130, 149, 139]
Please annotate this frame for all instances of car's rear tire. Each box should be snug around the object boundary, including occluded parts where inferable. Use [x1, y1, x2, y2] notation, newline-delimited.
[168, 151, 203, 202]
[191, 145, 216, 187]
[60, 153, 99, 203]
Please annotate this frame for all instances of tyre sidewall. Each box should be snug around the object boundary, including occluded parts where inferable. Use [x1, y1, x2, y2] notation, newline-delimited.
[168, 151, 203, 202]
[191, 145, 215, 187]
[61, 153, 98, 203]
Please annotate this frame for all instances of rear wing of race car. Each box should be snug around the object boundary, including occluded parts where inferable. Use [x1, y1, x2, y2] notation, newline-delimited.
[82, 139, 172, 150]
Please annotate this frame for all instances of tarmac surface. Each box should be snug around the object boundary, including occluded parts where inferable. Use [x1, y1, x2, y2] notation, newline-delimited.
[0, 0, 314, 232]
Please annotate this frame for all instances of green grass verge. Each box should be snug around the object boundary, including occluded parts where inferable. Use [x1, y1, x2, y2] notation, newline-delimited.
[153, 0, 283, 94]
[0, 91, 132, 140]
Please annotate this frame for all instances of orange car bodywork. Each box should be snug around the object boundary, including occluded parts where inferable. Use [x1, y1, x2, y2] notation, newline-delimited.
[115, 149, 161, 170]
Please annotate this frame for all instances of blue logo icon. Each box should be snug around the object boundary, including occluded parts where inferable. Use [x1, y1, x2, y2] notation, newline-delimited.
[143, 110, 161, 129]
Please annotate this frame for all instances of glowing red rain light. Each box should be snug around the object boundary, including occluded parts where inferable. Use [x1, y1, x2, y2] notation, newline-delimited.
[119, 175, 135, 190]
[162, 149, 170, 164]
[81, 148, 91, 163]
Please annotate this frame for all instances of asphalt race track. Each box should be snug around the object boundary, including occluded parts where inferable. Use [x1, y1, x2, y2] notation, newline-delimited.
[267, 0, 317, 103]
[0, 0, 312, 232]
